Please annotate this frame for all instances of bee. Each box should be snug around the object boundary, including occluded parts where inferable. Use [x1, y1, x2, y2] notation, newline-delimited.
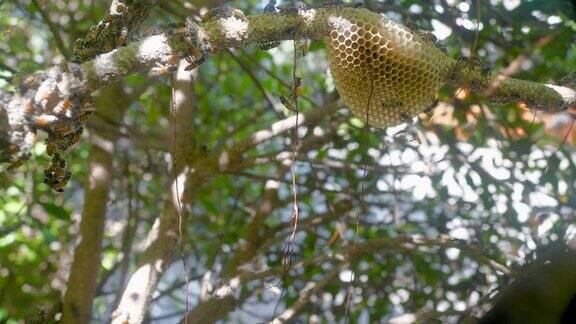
[323, 0, 344, 7]
[456, 55, 491, 77]
[382, 99, 404, 109]
[151, 62, 178, 75]
[278, 1, 308, 13]
[409, 132, 422, 145]
[47, 134, 65, 155]
[264, 0, 277, 13]
[2, 26, 16, 38]
[559, 72, 576, 88]
[469, 57, 492, 77]
[202, 7, 223, 22]
[61, 126, 83, 151]
[150, 54, 179, 75]
[23, 99, 35, 116]
[447, 60, 462, 81]
[231, 8, 247, 20]
[423, 98, 439, 116]
[79, 98, 95, 115]
[86, 25, 100, 41]
[405, 20, 437, 43]
[185, 17, 211, 55]
[53, 99, 72, 115]
[290, 75, 302, 101]
[279, 96, 298, 112]
[399, 112, 413, 124]
[34, 81, 58, 110]
[75, 111, 93, 124]
[185, 17, 199, 37]
[44, 169, 71, 192]
[31, 114, 58, 129]
[103, 42, 115, 53]
[43, 154, 71, 192]
[260, 41, 281, 51]
[398, 112, 422, 145]
[26, 305, 48, 324]
[18, 72, 46, 93]
[73, 40, 94, 62]
[114, 2, 126, 14]
[184, 47, 206, 71]
[115, 27, 128, 46]
[102, 14, 114, 24]
[279, 75, 303, 113]
[418, 30, 438, 43]
[128, 8, 149, 29]
[202, 4, 245, 22]
[54, 118, 80, 136]
[46, 139, 57, 156]
[184, 55, 205, 71]
[298, 40, 309, 56]
[421, 98, 439, 125]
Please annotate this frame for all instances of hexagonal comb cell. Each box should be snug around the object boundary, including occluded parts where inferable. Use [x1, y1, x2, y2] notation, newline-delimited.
[324, 8, 453, 127]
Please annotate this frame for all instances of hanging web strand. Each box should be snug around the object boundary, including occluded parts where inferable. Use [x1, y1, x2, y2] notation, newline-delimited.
[344, 77, 374, 323]
[171, 75, 189, 323]
[272, 39, 301, 319]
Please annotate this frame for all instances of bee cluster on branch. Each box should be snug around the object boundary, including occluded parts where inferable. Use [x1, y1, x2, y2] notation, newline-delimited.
[73, 0, 154, 63]
[14, 65, 94, 191]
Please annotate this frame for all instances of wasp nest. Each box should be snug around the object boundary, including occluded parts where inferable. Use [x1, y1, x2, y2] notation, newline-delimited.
[324, 8, 454, 127]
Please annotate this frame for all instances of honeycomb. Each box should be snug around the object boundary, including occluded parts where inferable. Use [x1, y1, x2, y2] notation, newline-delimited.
[323, 8, 454, 127]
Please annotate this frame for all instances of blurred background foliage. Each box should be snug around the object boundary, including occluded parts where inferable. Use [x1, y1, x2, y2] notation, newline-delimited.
[0, 0, 575, 322]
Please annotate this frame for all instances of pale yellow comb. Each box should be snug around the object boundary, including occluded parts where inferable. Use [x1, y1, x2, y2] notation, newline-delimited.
[323, 8, 453, 127]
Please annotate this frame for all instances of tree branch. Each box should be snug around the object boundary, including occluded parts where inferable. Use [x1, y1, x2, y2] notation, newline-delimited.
[111, 61, 198, 324]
